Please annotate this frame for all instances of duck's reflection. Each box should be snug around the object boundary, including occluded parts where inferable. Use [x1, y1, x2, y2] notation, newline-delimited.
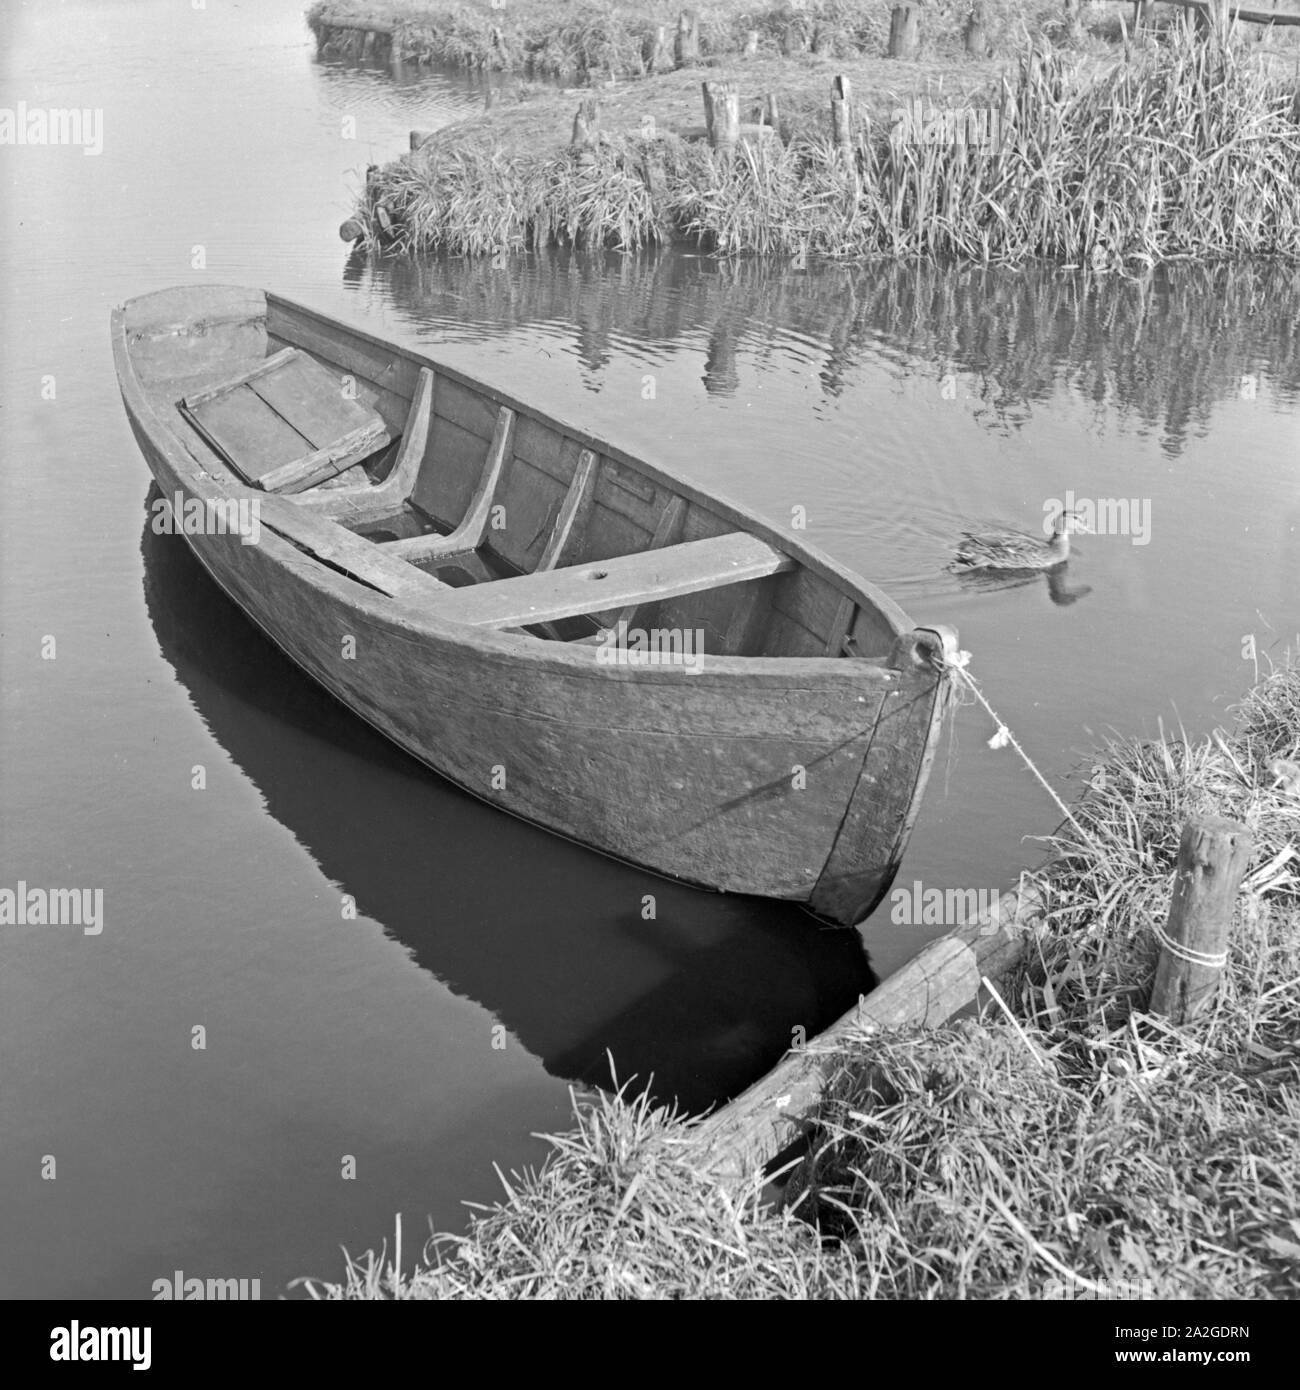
[953, 562, 1093, 608]
[141, 501, 876, 1116]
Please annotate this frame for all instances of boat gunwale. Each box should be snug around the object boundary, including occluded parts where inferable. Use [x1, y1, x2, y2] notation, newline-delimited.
[114, 283, 919, 681]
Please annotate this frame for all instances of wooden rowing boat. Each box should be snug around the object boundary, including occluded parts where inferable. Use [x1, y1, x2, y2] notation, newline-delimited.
[112, 284, 957, 927]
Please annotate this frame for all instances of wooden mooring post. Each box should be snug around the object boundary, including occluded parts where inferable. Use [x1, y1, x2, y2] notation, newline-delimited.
[829, 74, 853, 153]
[675, 9, 700, 68]
[702, 80, 741, 155]
[1149, 815, 1253, 1024]
[888, 5, 920, 58]
[648, 24, 671, 73]
[571, 97, 600, 147]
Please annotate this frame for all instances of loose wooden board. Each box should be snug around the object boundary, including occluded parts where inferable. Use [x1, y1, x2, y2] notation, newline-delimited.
[181, 347, 390, 492]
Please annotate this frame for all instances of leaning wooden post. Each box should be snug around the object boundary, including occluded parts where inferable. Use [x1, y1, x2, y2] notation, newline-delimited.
[1149, 816, 1253, 1024]
[830, 74, 853, 154]
[674, 9, 700, 68]
[702, 79, 740, 156]
[888, 5, 920, 58]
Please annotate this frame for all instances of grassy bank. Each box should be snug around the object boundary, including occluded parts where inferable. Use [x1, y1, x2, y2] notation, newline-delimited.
[302, 654, 1299, 1299]
[346, 21, 1300, 263]
[308, 0, 1069, 79]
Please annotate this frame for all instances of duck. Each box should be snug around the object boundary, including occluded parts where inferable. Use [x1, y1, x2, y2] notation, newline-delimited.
[952, 508, 1089, 572]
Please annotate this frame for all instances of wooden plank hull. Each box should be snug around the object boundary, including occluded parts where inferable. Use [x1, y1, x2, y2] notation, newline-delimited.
[113, 285, 956, 926]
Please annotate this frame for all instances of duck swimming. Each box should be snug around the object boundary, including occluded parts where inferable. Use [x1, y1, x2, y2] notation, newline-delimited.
[952, 508, 1089, 572]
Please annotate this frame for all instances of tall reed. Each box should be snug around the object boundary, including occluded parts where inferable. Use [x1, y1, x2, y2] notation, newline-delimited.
[362, 25, 1300, 264]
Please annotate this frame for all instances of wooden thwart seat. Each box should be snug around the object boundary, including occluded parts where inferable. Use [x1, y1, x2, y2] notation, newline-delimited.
[181, 347, 391, 493]
[426, 532, 795, 630]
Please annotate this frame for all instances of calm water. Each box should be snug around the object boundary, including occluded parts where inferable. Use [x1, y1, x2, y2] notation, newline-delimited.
[2, 0, 1297, 1299]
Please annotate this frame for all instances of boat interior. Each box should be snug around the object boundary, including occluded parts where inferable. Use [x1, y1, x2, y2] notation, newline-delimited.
[131, 290, 903, 660]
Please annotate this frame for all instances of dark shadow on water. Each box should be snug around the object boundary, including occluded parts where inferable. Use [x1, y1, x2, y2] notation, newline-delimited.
[140, 507, 875, 1117]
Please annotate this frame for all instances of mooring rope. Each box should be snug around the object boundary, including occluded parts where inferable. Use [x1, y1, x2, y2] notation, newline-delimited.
[1147, 919, 1228, 970]
[943, 649, 1109, 863]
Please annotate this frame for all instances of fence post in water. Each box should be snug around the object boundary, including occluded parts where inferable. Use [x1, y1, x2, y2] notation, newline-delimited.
[830, 74, 853, 153]
[675, 9, 700, 68]
[966, 4, 989, 54]
[1149, 816, 1253, 1024]
[763, 91, 780, 133]
[571, 97, 599, 147]
[702, 80, 740, 156]
[888, 6, 920, 58]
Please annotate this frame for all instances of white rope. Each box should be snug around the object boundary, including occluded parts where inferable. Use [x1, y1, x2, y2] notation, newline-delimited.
[943, 651, 1108, 862]
[1149, 917, 1228, 970]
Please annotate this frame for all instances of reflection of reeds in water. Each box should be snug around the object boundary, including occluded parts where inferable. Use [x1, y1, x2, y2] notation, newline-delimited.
[373, 251, 1300, 450]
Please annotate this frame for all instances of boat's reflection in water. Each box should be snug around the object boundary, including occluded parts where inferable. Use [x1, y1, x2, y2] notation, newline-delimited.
[141, 502, 876, 1115]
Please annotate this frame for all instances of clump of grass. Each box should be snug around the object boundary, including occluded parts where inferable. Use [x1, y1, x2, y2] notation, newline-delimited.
[302, 661, 1297, 1299]
[788, 653, 1300, 1300]
[299, 1081, 865, 1299]
[367, 135, 685, 253]
[354, 24, 1300, 263]
[687, 25, 1300, 261]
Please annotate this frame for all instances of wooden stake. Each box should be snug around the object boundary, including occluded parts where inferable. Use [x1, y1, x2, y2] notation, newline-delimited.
[702, 79, 740, 155]
[571, 97, 599, 147]
[830, 74, 853, 151]
[674, 9, 700, 68]
[648, 24, 671, 72]
[743, 29, 759, 57]
[763, 91, 780, 132]
[967, 5, 990, 55]
[888, 5, 920, 58]
[1149, 816, 1253, 1024]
